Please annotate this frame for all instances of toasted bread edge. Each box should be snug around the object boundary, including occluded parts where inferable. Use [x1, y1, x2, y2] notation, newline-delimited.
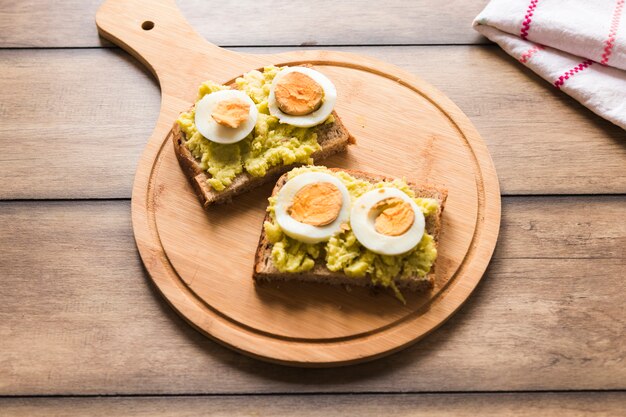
[172, 111, 353, 207]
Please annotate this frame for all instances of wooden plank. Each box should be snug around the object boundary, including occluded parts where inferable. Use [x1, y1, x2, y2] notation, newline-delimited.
[0, 197, 624, 395]
[0, 48, 160, 199]
[2, 393, 625, 416]
[494, 196, 626, 259]
[0, 0, 487, 48]
[1, 46, 625, 199]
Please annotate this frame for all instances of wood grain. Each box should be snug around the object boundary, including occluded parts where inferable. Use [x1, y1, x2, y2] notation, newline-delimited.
[0, 198, 623, 394]
[1, 46, 625, 200]
[0, 0, 487, 48]
[0, 0, 622, 404]
[2, 393, 625, 416]
[0, 48, 159, 199]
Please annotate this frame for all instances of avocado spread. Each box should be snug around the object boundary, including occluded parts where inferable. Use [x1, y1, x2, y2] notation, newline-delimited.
[176, 66, 333, 191]
[263, 166, 439, 294]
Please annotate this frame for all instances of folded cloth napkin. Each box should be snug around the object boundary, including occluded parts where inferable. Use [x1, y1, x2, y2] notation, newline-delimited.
[473, 0, 626, 129]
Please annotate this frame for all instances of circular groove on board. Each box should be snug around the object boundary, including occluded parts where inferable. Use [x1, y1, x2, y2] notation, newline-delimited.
[153, 62, 479, 343]
[150, 63, 483, 344]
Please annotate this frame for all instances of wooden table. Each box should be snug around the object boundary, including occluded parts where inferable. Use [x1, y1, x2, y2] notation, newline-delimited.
[1, 1, 625, 415]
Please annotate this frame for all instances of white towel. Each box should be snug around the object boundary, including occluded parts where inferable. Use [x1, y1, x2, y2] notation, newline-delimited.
[473, 0, 626, 130]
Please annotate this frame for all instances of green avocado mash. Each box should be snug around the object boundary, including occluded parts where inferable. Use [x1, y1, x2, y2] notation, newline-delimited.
[263, 166, 439, 297]
[177, 66, 328, 191]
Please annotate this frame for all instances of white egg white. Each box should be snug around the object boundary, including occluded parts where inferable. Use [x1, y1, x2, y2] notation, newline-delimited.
[350, 188, 425, 256]
[194, 90, 258, 144]
[275, 172, 350, 244]
[268, 67, 337, 128]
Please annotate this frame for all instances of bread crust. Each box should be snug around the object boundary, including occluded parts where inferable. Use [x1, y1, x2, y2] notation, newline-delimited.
[253, 169, 448, 292]
[173, 109, 353, 208]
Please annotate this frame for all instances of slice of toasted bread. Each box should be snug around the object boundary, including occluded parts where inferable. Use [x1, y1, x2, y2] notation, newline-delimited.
[172, 109, 353, 208]
[253, 169, 448, 292]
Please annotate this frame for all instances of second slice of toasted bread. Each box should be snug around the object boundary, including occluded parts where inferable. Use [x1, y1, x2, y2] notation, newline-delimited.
[253, 169, 448, 292]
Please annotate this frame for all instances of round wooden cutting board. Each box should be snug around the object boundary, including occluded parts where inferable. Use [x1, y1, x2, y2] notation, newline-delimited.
[97, 0, 501, 366]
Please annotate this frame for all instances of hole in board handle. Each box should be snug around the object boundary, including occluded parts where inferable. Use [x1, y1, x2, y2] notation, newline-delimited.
[142, 21, 155, 31]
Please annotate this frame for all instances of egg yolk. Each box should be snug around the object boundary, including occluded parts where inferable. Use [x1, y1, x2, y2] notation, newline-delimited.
[211, 98, 250, 128]
[274, 72, 324, 116]
[373, 198, 415, 236]
[288, 182, 342, 226]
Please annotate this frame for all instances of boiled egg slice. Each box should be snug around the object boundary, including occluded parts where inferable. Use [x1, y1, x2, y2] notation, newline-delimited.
[194, 89, 258, 144]
[268, 67, 337, 128]
[351, 188, 425, 256]
[275, 172, 350, 244]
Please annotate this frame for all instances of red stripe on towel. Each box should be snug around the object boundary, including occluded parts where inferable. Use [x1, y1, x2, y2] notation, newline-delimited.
[553, 59, 594, 89]
[519, 44, 544, 63]
[601, 0, 624, 65]
[520, 0, 540, 40]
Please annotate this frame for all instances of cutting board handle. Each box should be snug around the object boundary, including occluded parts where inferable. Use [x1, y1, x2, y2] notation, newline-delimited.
[96, 0, 240, 93]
